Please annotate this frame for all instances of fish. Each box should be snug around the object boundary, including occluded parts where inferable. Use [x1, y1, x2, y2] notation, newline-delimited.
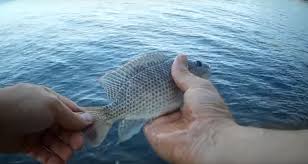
[83, 52, 211, 147]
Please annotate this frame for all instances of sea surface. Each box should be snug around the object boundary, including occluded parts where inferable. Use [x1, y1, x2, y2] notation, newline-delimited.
[0, 0, 308, 163]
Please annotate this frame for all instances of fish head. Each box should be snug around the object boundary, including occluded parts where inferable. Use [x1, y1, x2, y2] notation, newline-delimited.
[187, 60, 211, 79]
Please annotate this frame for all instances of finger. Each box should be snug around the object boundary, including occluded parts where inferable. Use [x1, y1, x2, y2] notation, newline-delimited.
[43, 86, 81, 112]
[26, 145, 42, 158]
[144, 119, 188, 137]
[27, 145, 64, 164]
[59, 131, 84, 150]
[144, 112, 189, 140]
[30, 147, 52, 164]
[144, 120, 188, 161]
[55, 100, 93, 130]
[58, 95, 81, 112]
[43, 134, 73, 161]
[144, 112, 181, 138]
[46, 156, 65, 164]
[148, 112, 181, 127]
[172, 54, 212, 91]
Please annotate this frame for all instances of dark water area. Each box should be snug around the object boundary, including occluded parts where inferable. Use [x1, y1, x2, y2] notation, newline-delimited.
[0, 0, 308, 163]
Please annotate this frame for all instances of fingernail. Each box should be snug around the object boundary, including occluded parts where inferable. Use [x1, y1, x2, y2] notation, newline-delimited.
[80, 112, 94, 123]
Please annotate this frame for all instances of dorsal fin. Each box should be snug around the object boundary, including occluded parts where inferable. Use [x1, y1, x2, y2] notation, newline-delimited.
[99, 52, 170, 100]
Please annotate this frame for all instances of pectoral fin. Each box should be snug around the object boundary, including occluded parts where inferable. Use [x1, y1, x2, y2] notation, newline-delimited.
[117, 119, 147, 143]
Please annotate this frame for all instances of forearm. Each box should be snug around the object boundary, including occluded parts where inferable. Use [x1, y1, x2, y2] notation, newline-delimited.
[206, 124, 308, 164]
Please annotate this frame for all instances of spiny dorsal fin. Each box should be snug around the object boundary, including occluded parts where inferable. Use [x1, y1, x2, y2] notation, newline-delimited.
[99, 52, 170, 101]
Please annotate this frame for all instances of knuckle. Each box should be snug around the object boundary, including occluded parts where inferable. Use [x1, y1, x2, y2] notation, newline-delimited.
[14, 83, 44, 93]
[173, 68, 190, 77]
[180, 68, 190, 74]
[46, 95, 61, 109]
[15, 83, 32, 88]
[42, 86, 51, 91]
[38, 85, 52, 93]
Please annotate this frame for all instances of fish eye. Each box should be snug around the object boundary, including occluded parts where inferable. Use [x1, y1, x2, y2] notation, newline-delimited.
[196, 61, 202, 67]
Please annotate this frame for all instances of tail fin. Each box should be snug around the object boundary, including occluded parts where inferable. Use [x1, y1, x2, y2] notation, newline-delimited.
[82, 106, 114, 147]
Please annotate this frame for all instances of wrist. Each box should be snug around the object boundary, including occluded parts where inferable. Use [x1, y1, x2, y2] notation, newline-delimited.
[190, 118, 240, 164]
[203, 123, 265, 164]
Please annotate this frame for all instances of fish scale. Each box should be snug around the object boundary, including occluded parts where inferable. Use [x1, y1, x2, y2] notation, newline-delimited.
[83, 52, 210, 146]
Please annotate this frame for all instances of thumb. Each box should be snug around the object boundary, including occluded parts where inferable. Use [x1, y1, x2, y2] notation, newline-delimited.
[54, 101, 93, 131]
[172, 54, 209, 92]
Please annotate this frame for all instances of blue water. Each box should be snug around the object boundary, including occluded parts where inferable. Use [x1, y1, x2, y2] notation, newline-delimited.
[1, 0, 308, 163]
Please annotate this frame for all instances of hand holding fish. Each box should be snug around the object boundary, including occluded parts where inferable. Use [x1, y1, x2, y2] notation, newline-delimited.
[144, 55, 308, 164]
[0, 84, 93, 164]
[144, 55, 235, 164]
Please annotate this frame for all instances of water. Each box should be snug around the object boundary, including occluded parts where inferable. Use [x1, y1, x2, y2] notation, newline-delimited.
[0, 0, 308, 163]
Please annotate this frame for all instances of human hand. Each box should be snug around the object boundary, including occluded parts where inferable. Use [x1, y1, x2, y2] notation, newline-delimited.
[144, 55, 237, 164]
[0, 84, 93, 164]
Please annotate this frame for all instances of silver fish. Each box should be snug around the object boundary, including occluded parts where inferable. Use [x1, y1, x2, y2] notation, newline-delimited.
[83, 52, 210, 146]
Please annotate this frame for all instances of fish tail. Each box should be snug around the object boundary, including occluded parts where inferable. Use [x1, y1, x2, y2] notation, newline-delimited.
[82, 106, 114, 147]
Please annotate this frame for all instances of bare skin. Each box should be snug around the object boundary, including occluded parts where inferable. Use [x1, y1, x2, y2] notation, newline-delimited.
[144, 55, 308, 164]
[0, 84, 93, 164]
